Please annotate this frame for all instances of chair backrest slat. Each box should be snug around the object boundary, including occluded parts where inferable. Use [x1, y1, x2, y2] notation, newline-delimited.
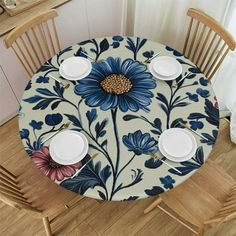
[52, 18, 61, 52]
[199, 32, 218, 69]
[4, 9, 60, 79]
[187, 21, 200, 59]
[192, 24, 206, 63]
[38, 24, 51, 59]
[19, 35, 38, 71]
[0, 176, 21, 192]
[207, 47, 230, 80]
[45, 21, 56, 55]
[0, 165, 41, 213]
[205, 42, 227, 78]
[202, 37, 222, 74]
[205, 184, 236, 225]
[195, 28, 212, 66]
[183, 8, 235, 80]
[15, 40, 34, 77]
[25, 31, 42, 67]
[183, 17, 193, 55]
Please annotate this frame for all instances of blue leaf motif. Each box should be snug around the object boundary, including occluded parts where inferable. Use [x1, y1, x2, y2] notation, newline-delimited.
[100, 38, 109, 53]
[188, 113, 206, 120]
[201, 130, 218, 145]
[60, 160, 111, 196]
[111, 41, 120, 48]
[36, 76, 49, 83]
[145, 186, 164, 196]
[189, 67, 201, 73]
[196, 88, 210, 98]
[25, 81, 32, 90]
[95, 119, 108, 139]
[123, 114, 139, 121]
[36, 88, 56, 97]
[23, 95, 44, 103]
[169, 161, 200, 176]
[199, 77, 208, 86]
[45, 113, 63, 126]
[204, 99, 219, 127]
[195, 146, 204, 165]
[145, 158, 162, 169]
[64, 114, 82, 129]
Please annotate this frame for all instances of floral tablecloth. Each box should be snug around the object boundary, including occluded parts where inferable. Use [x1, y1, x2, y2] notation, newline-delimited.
[19, 36, 219, 201]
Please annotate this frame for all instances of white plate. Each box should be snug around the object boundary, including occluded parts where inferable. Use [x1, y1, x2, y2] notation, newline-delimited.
[59, 57, 92, 81]
[148, 56, 182, 81]
[158, 128, 197, 162]
[49, 130, 88, 165]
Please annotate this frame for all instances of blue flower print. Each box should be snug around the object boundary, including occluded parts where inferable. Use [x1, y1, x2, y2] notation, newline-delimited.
[86, 109, 97, 125]
[160, 175, 175, 189]
[74, 57, 156, 112]
[20, 129, 29, 139]
[189, 121, 204, 130]
[111, 36, 124, 48]
[186, 92, 199, 102]
[29, 120, 43, 130]
[143, 50, 154, 60]
[112, 36, 124, 42]
[196, 88, 210, 98]
[199, 77, 208, 86]
[36, 76, 49, 83]
[45, 113, 63, 126]
[123, 130, 158, 155]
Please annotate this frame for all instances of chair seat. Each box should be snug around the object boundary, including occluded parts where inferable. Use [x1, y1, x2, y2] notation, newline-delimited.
[159, 160, 235, 228]
[17, 160, 84, 218]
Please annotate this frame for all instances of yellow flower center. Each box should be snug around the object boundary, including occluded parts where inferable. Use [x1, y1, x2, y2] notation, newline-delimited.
[100, 74, 132, 95]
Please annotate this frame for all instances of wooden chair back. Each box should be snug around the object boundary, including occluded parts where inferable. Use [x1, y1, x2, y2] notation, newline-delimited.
[0, 165, 41, 213]
[205, 184, 236, 226]
[183, 8, 235, 80]
[4, 9, 61, 78]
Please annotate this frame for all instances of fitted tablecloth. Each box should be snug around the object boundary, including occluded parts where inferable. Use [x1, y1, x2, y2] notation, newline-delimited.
[19, 36, 220, 201]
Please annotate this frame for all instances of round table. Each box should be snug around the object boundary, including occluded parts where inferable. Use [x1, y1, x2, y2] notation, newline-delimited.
[19, 36, 220, 201]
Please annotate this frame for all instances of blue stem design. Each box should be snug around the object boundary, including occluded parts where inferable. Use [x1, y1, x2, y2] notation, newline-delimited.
[110, 108, 120, 200]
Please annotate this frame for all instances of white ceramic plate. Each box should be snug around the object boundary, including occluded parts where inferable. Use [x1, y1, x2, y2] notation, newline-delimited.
[158, 128, 197, 162]
[59, 57, 92, 81]
[148, 56, 182, 81]
[49, 130, 88, 165]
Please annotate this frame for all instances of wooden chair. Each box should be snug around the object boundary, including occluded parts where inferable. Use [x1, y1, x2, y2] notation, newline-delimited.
[144, 160, 236, 235]
[0, 162, 84, 236]
[4, 9, 61, 78]
[183, 8, 235, 80]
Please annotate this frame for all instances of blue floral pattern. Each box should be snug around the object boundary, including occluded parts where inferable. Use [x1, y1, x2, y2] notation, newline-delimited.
[74, 57, 156, 112]
[19, 36, 219, 201]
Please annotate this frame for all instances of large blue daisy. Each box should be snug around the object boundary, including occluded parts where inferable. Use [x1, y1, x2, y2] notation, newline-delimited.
[74, 57, 156, 112]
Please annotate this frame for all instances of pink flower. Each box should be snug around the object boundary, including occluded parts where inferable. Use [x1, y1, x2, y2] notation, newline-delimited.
[31, 146, 81, 181]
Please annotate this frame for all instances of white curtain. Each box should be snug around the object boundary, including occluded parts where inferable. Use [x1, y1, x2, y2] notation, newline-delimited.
[123, 0, 236, 142]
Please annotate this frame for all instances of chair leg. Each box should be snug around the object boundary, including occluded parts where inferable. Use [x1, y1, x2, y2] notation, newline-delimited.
[198, 227, 205, 236]
[43, 217, 52, 236]
[144, 196, 162, 214]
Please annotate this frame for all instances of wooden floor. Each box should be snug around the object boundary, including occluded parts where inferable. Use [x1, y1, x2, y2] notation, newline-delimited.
[0, 117, 236, 236]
